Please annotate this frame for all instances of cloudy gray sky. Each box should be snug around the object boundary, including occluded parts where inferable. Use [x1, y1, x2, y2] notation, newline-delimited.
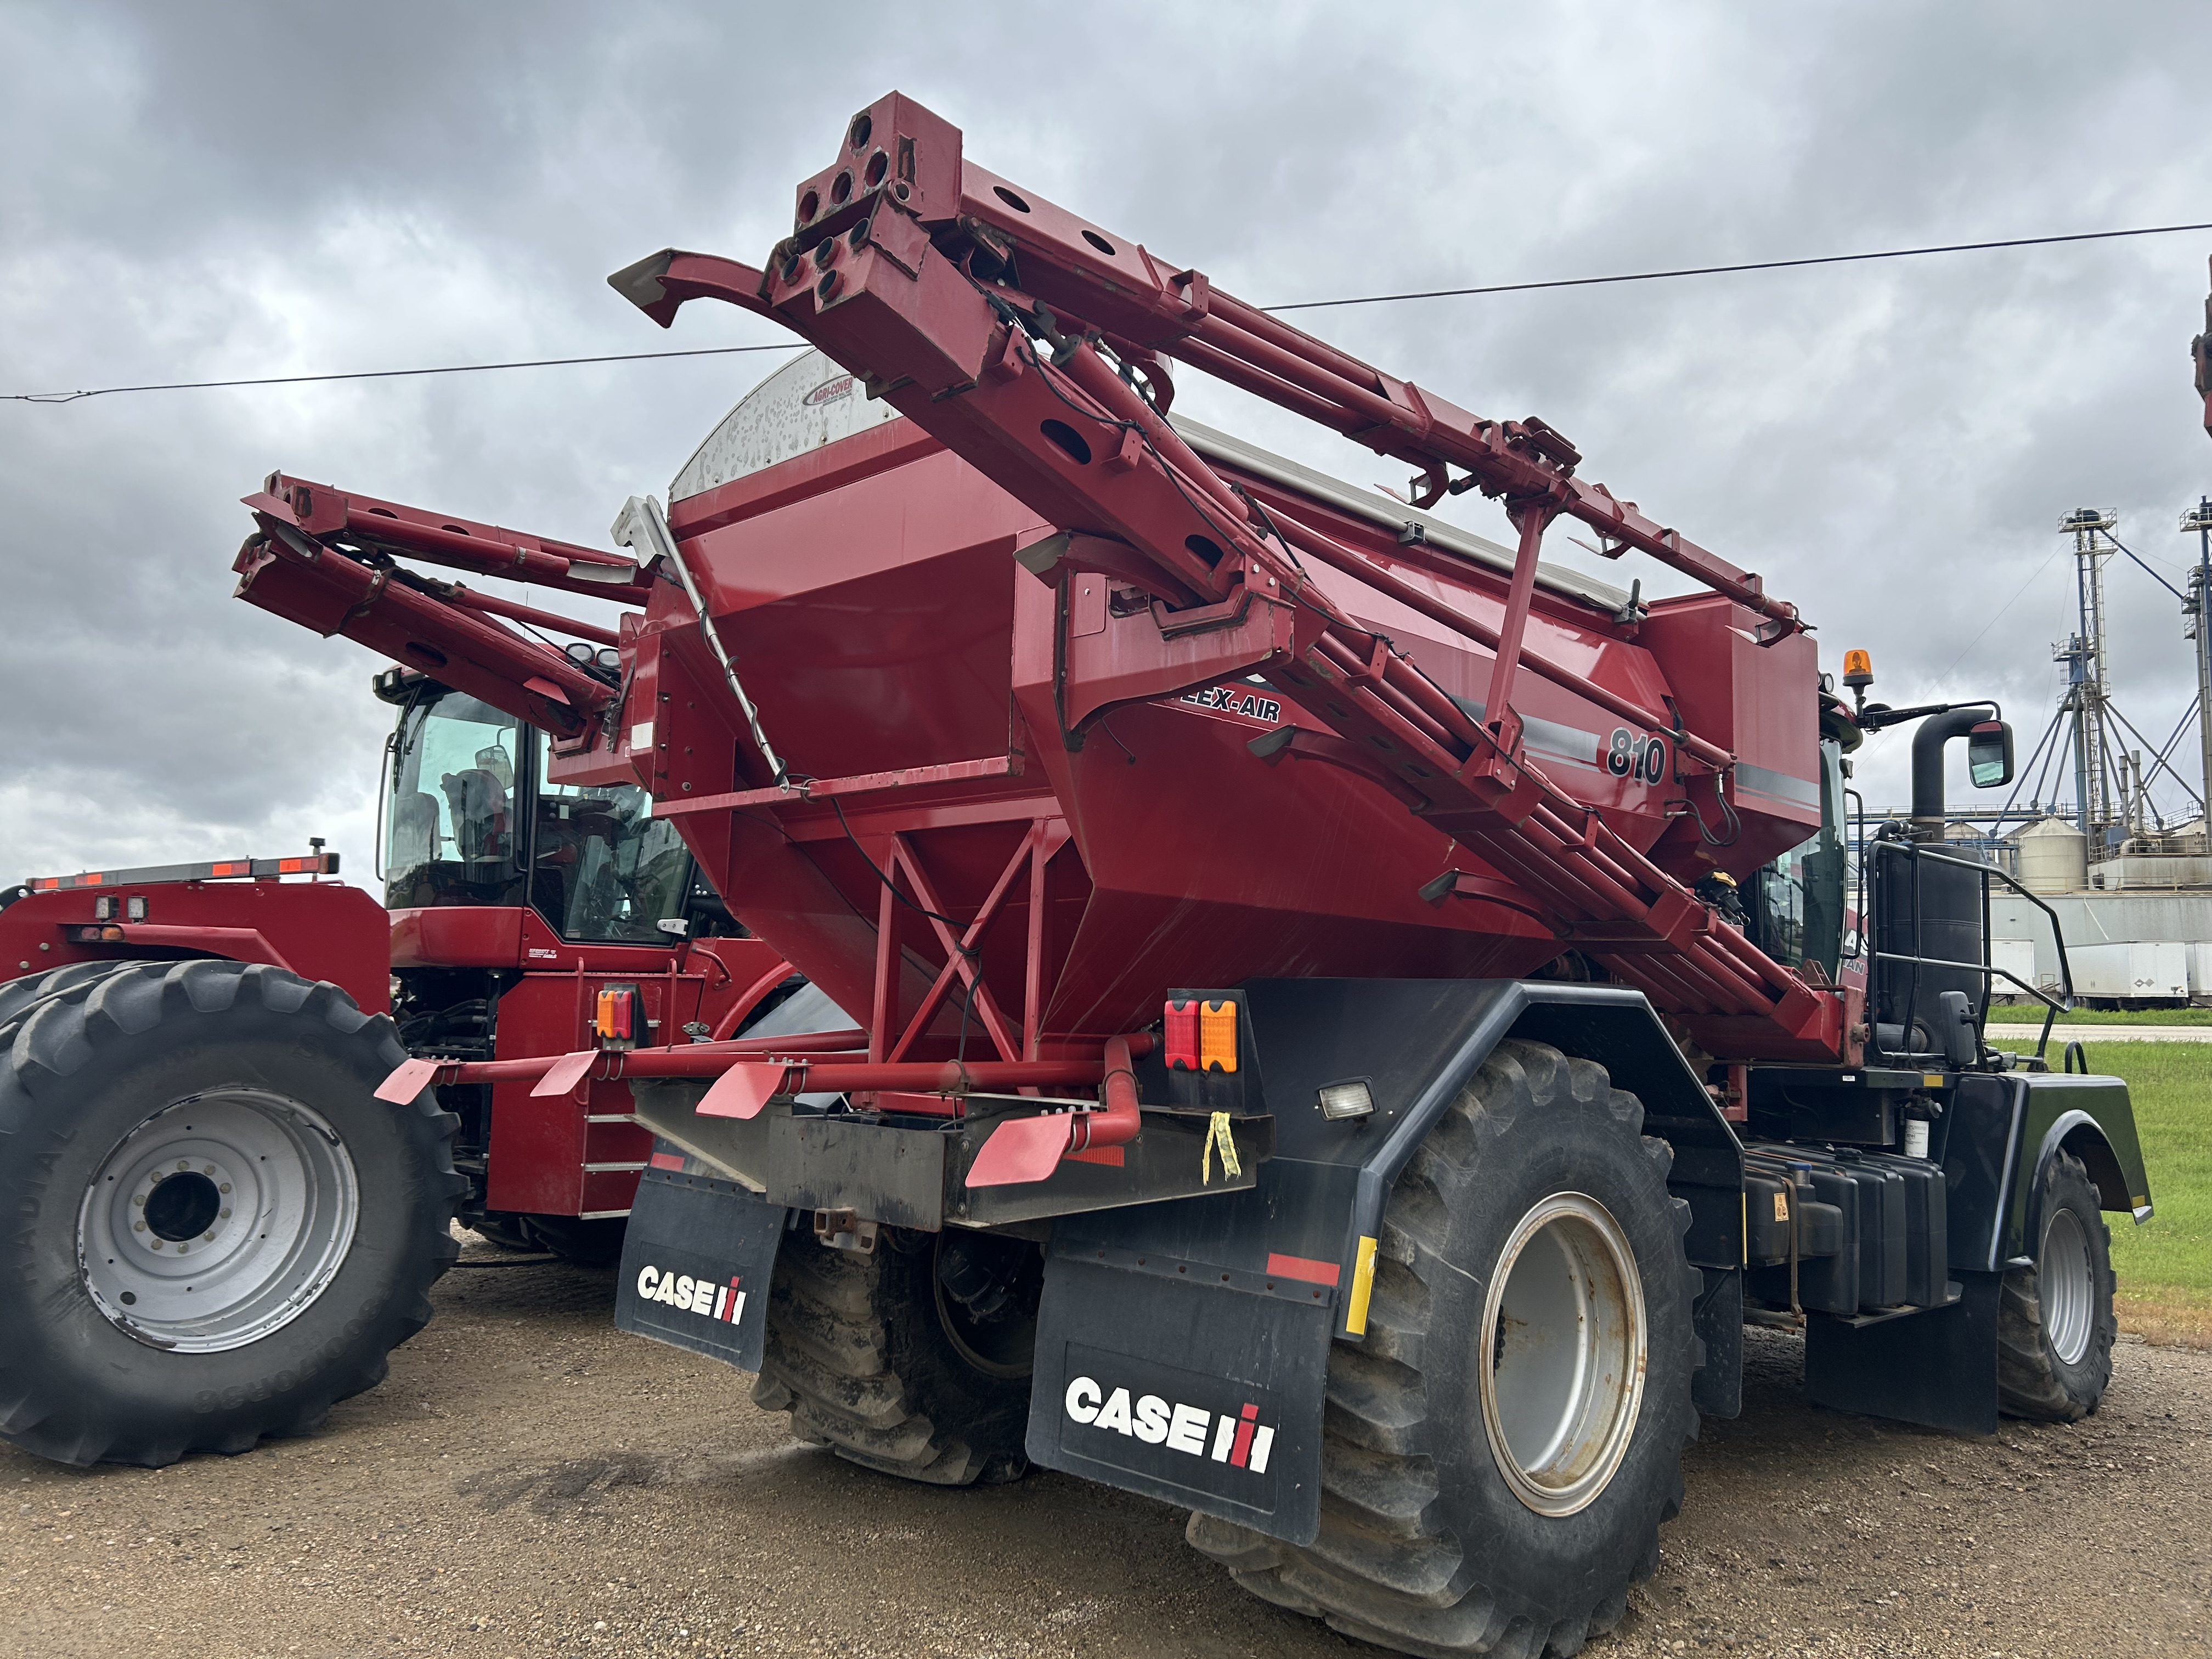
[7, 1, 2212, 885]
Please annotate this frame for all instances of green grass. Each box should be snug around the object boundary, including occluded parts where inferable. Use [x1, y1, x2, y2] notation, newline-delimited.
[1988, 1005, 2212, 1026]
[2094, 1041, 2212, 1340]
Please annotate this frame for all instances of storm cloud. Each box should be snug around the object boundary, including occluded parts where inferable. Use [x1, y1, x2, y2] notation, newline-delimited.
[6, 1, 2212, 882]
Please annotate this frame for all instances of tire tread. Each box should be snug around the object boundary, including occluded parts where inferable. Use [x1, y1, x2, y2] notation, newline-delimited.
[1186, 1039, 1700, 1656]
[0, 960, 460, 1468]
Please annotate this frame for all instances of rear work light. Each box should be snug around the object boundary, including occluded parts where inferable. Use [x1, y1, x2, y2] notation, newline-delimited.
[1164, 997, 1238, 1073]
[1317, 1080, 1375, 1121]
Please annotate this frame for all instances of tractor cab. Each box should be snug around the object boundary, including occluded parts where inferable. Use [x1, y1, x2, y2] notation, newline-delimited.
[374, 666, 729, 943]
[369, 664, 786, 1255]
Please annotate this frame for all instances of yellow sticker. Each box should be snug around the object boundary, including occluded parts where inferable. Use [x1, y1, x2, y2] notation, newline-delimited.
[1773, 1191, 1790, 1222]
[1345, 1235, 1380, 1336]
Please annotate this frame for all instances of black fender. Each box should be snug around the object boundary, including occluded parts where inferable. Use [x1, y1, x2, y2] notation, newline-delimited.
[1946, 1070, 2151, 1274]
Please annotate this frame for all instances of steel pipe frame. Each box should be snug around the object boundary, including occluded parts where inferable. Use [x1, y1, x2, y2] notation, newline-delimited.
[957, 194, 1804, 637]
[1249, 495, 1730, 770]
[233, 522, 616, 738]
[257, 473, 656, 603]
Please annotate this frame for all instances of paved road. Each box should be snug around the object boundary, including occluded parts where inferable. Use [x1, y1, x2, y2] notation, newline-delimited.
[3, 1242, 2208, 1659]
[1986, 1023, 2212, 1044]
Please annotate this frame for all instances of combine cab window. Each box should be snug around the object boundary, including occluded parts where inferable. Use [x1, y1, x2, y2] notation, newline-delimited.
[1748, 741, 1847, 982]
[384, 690, 525, 909]
[529, 732, 694, 943]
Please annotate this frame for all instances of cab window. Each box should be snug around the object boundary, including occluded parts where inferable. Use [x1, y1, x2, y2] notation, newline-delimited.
[529, 732, 695, 943]
[384, 690, 525, 909]
[1748, 741, 1846, 981]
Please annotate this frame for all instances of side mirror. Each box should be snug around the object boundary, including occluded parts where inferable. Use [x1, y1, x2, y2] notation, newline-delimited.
[1967, 719, 2014, 788]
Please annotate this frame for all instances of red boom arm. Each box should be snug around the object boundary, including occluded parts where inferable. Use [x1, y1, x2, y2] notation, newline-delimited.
[608, 92, 1849, 1064]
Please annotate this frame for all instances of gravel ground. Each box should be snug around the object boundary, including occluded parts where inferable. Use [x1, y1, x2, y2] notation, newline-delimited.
[3, 1239, 2207, 1659]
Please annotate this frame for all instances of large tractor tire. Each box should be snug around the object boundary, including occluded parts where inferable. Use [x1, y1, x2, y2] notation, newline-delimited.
[1187, 1040, 1701, 1659]
[1998, 1149, 2116, 1422]
[751, 1226, 1037, 1487]
[0, 959, 462, 1467]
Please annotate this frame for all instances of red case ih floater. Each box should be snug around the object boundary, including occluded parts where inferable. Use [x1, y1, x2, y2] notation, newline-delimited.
[4, 94, 2153, 1657]
[0, 680, 796, 1464]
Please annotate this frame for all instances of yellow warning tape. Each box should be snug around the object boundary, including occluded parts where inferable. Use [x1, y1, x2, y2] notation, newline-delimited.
[1201, 1111, 1243, 1185]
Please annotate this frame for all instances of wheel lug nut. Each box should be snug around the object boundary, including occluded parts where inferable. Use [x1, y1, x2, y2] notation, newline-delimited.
[202, 1165, 215, 1176]
[202, 1232, 215, 1242]
[219, 1183, 231, 1194]
[176, 1160, 189, 1171]
[219, 1208, 231, 1218]
[134, 1221, 145, 1232]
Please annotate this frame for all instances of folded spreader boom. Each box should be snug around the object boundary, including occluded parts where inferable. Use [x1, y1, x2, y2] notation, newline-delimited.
[603, 93, 1848, 1067]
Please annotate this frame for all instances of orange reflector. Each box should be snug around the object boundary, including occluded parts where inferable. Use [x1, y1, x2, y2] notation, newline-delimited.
[594, 984, 638, 1043]
[1199, 1000, 1237, 1073]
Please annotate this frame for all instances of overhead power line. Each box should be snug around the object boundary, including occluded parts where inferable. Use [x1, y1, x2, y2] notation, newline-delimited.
[5, 342, 804, 404]
[1266, 218, 2212, 312]
[8, 216, 2211, 401]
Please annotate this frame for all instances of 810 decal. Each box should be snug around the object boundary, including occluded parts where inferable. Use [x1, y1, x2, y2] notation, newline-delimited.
[1605, 727, 1670, 784]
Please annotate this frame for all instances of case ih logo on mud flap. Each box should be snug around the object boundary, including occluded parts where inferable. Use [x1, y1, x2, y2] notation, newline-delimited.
[634, 1262, 746, 1325]
[1057, 1343, 1277, 1500]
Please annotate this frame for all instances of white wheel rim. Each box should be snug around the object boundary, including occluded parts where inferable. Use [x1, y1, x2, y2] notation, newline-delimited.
[2040, 1205, 2095, 1367]
[77, 1089, 361, 1353]
[1479, 1192, 1648, 1517]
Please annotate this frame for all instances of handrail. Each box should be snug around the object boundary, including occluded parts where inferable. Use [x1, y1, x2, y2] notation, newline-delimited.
[1865, 839, 2076, 1065]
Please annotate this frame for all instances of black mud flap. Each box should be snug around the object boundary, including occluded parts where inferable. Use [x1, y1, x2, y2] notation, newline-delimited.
[1692, 1266, 1744, 1421]
[614, 1141, 788, 1372]
[1026, 1226, 1335, 1547]
[1804, 1271, 2002, 1435]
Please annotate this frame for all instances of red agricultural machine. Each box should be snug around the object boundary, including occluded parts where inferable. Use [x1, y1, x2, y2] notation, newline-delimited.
[0, 663, 793, 1464]
[3, 92, 2154, 1659]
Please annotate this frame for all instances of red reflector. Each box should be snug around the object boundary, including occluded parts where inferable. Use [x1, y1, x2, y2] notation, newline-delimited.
[1164, 998, 1199, 1071]
[211, 861, 249, 876]
[1265, 1252, 1342, 1287]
